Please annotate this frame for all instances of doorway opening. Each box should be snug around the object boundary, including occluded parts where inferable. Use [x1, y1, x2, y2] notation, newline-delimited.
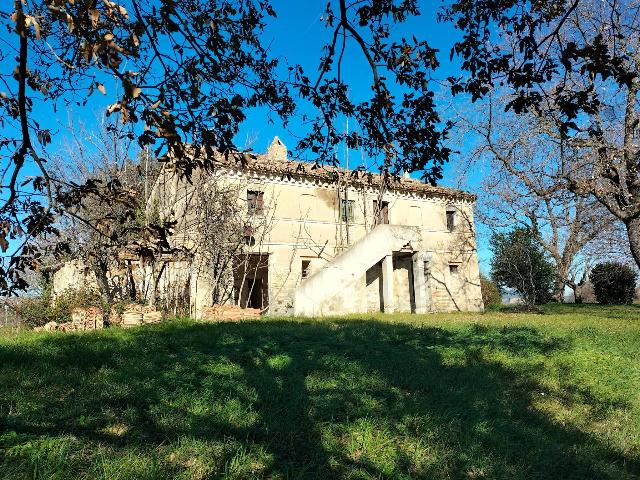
[233, 253, 269, 312]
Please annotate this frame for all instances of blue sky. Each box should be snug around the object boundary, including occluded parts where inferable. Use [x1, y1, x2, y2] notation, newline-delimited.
[234, 1, 492, 271]
[237, 1, 465, 156]
[1, 1, 493, 273]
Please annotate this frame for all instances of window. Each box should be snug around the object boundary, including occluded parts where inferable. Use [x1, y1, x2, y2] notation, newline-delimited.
[373, 200, 389, 225]
[449, 264, 459, 275]
[301, 260, 311, 280]
[340, 199, 355, 222]
[446, 205, 456, 232]
[243, 226, 255, 246]
[247, 190, 264, 215]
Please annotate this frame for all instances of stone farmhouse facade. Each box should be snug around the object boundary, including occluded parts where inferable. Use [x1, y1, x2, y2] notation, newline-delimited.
[145, 137, 484, 317]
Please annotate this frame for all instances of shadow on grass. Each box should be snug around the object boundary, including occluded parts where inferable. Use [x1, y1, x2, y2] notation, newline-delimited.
[0, 320, 637, 479]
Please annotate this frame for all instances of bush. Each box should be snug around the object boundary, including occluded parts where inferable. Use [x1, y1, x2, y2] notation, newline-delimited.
[13, 286, 103, 328]
[480, 275, 502, 308]
[590, 262, 637, 305]
[13, 296, 58, 329]
[53, 287, 104, 319]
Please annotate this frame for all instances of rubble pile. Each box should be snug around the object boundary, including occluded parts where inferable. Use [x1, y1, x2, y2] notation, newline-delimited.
[201, 304, 261, 322]
[35, 307, 104, 332]
[33, 305, 163, 332]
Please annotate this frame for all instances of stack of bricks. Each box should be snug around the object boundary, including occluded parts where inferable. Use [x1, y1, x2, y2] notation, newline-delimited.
[71, 307, 104, 330]
[142, 309, 162, 324]
[35, 307, 104, 332]
[33, 305, 163, 332]
[122, 304, 163, 327]
[109, 306, 123, 326]
[122, 309, 143, 327]
[201, 304, 261, 322]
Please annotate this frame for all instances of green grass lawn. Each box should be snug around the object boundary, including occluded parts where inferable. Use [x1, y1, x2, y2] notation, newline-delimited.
[1, 304, 639, 479]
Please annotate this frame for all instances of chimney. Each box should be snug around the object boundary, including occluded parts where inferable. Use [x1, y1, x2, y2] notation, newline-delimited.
[267, 136, 287, 161]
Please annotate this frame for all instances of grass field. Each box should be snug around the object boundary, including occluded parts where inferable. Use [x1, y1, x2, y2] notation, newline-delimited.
[1, 304, 639, 479]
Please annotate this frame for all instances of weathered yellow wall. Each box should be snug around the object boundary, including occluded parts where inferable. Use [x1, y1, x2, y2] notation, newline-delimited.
[149, 165, 483, 316]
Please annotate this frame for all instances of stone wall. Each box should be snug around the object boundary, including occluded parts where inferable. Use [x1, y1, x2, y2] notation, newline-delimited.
[51, 260, 97, 300]
[366, 263, 383, 313]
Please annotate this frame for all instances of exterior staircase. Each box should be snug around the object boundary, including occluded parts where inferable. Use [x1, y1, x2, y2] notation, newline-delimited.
[293, 224, 421, 316]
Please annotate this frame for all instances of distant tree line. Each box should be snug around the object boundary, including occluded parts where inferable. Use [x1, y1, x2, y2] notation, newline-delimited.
[488, 227, 636, 307]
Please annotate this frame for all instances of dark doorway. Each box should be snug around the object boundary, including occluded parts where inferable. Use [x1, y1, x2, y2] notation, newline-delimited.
[246, 278, 264, 309]
[233, 253, 269, 312]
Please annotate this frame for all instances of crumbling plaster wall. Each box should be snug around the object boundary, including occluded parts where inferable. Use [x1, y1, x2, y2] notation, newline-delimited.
[146, 159, 484, 317]
[51, 260, 98, 300]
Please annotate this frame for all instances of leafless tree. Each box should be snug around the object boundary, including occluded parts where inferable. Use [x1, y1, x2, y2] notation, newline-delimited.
[531, 0, 640, 270]
[454, 92, 624, 300]
[449, 0, 640, 269]
[46, 116, 160, 316]
[149, 166, 284, 313]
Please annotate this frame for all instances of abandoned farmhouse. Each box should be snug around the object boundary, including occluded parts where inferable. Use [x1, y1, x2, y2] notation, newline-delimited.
[53, 137, 484, 317]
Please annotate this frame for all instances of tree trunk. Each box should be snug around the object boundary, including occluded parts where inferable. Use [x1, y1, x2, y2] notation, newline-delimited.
[150, 261, 167, 307]
[91, 259, 113, 327]
[552, 278, 565, 303]
[625, 216, 640, 269]
[552, 263, 572, 303]
[564, 279, 577, 303]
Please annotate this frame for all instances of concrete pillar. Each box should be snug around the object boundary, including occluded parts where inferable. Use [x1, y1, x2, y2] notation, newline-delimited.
[190, 255, 214, 321]
[191, 272, 211, 321]
[412, 252, 428, 314]
[381, 254, 395, 313]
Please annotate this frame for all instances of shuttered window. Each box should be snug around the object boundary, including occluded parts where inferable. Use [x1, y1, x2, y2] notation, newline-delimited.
[446, 205, 456, 232]
[340, 199, 355, 222]
[247, 190, 264, 215]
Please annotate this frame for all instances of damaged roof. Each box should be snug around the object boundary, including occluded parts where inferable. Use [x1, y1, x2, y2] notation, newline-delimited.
[218, 137, 476, 202]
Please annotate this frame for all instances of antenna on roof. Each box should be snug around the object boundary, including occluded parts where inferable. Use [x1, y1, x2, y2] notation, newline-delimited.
[345, 116, 349, 172]
[344, 117, 350, 246]
[358, 124, 366, 170]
